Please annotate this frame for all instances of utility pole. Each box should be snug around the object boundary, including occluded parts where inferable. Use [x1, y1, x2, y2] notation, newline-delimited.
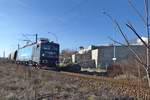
[35, 33, 38, 43]
[18, 44, 20, 50]
[113, 32, 117, 63]
[144, 0, 150, 87]
[3, 51, 5, 58]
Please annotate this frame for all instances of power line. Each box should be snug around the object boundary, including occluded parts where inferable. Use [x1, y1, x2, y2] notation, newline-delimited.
[47, 32, 58, 43]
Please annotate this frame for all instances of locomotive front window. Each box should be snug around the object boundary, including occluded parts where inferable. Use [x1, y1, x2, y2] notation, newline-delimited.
[41, 44, 59, 58]
[41, 44, 58, 51]
[41, 45, 50, 50]
[42, 51, 58, 58]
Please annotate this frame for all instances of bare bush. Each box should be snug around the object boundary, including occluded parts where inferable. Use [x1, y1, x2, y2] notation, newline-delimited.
[103, 0, 150, 87]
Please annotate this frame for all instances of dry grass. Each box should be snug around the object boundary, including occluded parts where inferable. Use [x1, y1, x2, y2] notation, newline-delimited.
[0, 59, 149, 100]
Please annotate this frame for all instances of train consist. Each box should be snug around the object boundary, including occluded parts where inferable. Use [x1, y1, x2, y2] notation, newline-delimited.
[8, 38, 59, 69]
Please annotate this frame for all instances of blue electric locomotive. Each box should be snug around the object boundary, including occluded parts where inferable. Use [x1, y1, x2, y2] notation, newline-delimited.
[16, 38, 59, 68]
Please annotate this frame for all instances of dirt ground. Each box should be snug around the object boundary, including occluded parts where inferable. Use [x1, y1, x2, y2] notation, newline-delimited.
[0, 59, 149, 100]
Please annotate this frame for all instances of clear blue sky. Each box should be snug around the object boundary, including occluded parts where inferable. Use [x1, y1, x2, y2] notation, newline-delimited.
[0, 0, 149, 57]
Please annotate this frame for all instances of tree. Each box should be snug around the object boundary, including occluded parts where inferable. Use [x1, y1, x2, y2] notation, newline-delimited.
[60, 49, 77, 64]
[103, 0, 150, 87]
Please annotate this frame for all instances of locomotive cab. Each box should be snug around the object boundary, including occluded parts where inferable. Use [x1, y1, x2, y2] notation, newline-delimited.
[32, 38, 59, 68]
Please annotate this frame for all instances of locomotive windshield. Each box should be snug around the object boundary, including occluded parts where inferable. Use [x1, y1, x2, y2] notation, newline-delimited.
[41, 44, 58, 51]
[41, 44, 59, 58]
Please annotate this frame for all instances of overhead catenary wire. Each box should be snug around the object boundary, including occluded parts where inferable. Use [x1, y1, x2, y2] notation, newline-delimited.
[128, 0, 146, 24]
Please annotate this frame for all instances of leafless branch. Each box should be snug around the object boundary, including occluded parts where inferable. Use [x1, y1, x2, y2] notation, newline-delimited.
[105, 0, 150, 88]
[108, 37, 147, 71]
[128, 0, 146, 24]
[115, 21, 130, 45]
[108, 36, 127, 46]
[105, 13, 145, 67]
[126, 22, 149, 48]
[103, 12, 130, 45]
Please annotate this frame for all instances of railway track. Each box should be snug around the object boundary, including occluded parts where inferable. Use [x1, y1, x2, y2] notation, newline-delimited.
[59, 71, 150, 99]
[58, 71, 143, 87]
[36, 69, 150, 99]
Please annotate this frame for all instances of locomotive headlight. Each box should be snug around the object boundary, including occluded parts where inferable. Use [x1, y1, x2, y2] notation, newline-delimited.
[45, 60, 48, 63]
[42, 53, 45, 57]
[42, 60, 48, 63]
